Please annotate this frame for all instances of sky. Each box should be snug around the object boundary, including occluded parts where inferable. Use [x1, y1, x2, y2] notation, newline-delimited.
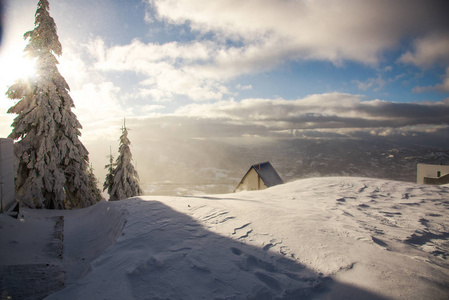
[0, 0, 449, 191]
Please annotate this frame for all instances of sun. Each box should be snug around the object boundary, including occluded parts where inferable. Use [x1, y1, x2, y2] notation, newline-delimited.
[0, 48, 37, 83]
[11, 55, 37, 81]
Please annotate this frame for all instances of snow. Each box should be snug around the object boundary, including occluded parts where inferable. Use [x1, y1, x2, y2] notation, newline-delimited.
[1, 177, 449, 299]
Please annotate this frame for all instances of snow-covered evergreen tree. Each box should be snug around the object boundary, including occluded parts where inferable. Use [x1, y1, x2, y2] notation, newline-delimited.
[6, 0, 101, 208]
[103, 146, 116, 196]
[87, 164, 103, 203]
[108, 120, 142, 201]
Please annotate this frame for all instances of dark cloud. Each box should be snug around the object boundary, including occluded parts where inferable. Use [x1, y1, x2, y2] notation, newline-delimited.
[175, 94, 449, 131]
[357, 101, 449, 125]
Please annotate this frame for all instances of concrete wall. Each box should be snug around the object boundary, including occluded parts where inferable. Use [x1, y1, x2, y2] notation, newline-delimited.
[424, 173, 449, 185]
[234, 168, 267, 192]
[417, 163, 449, 184]
[1, 138, 16, 212]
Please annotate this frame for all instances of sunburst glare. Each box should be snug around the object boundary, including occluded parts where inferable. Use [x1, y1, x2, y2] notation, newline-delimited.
[1, 49, 37, 82]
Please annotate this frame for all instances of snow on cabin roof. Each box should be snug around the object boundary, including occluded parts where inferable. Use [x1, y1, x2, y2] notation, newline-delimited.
[251, 161, 284, 187]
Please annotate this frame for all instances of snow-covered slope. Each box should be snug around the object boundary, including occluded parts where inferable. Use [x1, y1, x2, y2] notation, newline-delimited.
[1, 177, 449, 299]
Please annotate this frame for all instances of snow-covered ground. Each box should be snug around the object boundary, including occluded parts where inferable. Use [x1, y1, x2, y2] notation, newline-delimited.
[1, 177, 449, 299]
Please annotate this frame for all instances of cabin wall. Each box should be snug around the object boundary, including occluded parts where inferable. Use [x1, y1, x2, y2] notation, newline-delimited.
[417, 163, 449, 184]
[424, 173, 449, 185]
[235, 169, 268, 192]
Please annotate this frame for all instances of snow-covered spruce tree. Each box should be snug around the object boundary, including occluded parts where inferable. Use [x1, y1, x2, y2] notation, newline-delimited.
[6, 0, 101, 208]
[103, 146, 116, 196]
[87, 164, 103, 203]
[108, 120, 142, 201]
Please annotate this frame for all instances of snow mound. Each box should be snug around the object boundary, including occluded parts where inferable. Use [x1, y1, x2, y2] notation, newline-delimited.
[0, 200, 126, 299]
[61, 200, 127, 284]
[2, 177, 449, 299]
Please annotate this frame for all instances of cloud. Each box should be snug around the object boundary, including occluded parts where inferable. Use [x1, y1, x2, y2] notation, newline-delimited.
[92, 39, 212, 69]
[412, 67, 449, 93]
[140, 104, 165, 114]
[80, 1, 449, 103]
[398, 34, 449, 68]
[236, 84, 252, 91]
[174, 93, 449, 130]
[90, 38, 232, 102]
[398, 34, 449, 93]
[150, 0, 449, 66]
[87, 37, 292, 102]
[89, 92, 446, 145]
[132, 88, 172, 103]
[353, 75, 387, 92]
[107, 0, 448, 102]
[56, 39, 143, 142]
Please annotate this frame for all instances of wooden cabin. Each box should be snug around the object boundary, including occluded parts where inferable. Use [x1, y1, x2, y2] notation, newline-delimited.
[234, 162, 284, 192]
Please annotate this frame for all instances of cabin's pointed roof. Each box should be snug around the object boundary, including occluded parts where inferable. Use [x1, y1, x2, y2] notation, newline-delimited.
[251, 161, 284, 187]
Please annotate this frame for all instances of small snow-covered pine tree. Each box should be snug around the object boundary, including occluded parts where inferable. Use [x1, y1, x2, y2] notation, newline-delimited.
[6, 0, 101, 208]
[103, 146, 116, 196]
[108, 119, 142, 201]
[87, 164, 103, 203]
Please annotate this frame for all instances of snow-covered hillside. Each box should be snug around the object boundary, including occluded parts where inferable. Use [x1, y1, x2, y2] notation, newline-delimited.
[1, 177, 449, 299]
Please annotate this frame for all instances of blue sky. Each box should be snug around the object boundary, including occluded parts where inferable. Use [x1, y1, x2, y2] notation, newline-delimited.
[1, 1, 449, 153]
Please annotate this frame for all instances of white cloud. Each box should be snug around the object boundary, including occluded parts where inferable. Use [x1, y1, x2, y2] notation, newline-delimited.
[89, 37, 295, 102]
[133, 88, 173, 103]
[398, 34, 449, 68]
[123, 0, 449, 102]
[150, 0, 448, 67]
[398, 34, 449, 93]
[91, 38, 232, 102]
[93, 39, 212, 72]
[413, 67, 449, 93]
[85, 38, 107, 64]
[56, 40, 135, 141]
[79, 2, 449, 103]
[438, 70, 449, 92]
[140, 104, 165, 113]
[236, 84, 253, 91]
[144, 10, 155, 24]
[353, 75, 387, 92]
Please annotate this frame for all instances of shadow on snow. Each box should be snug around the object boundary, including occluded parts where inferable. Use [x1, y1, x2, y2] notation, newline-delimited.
[48, 199, 387, 299]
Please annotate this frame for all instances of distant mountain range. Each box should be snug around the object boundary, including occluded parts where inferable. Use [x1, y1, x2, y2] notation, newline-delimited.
[139, 137, 449, 196]
[275, 138, 449, 183]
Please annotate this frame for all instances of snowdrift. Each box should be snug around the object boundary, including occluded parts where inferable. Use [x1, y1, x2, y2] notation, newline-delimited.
[1, 177, 449, 299]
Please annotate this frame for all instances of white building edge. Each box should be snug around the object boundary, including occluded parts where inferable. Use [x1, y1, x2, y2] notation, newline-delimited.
[417, 163, 449, 185]
[1, 138, 16, 213]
